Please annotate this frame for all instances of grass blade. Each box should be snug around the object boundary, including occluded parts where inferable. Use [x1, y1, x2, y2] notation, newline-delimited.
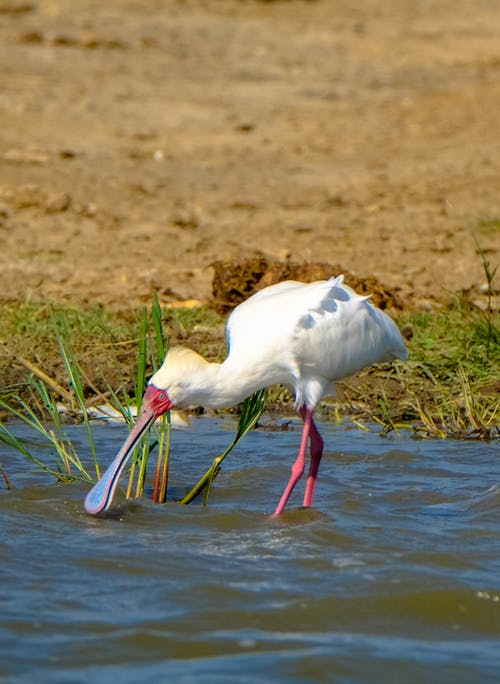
[125, 307, 148, 497]
[179, 389, 267, 506]
[53, 315, 100, 477]
[151, 291, 166, 368]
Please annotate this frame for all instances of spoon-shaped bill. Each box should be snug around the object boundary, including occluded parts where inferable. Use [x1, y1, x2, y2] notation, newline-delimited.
[84, 406, 155, 515]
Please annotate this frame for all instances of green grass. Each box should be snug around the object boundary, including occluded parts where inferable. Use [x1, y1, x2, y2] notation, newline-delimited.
[0, 301, 137, 402]
[0, 300, 225, 400]
[404, 304, 498, 384]
[476, 216, 500, 233]
[0, 297, 268, 503]
[0, 379, 93, 483]
[367, 296, 499, 439]
[0, 298, 167, 489]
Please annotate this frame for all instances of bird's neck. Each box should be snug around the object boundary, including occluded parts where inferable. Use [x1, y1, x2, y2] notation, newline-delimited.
[154, 346, 290, 409]
[182, 359, 269, 409]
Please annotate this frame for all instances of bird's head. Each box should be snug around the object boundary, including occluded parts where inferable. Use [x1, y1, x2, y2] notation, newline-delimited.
[136, 346, 211, 419]
[83, 383, 171, 515]
[140, 383, 173, 421]
[146, 346, 211, 409]
[83, 346, 209, 515]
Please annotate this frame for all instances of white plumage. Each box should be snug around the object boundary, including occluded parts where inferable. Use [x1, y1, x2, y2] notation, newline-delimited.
[84, 276, 408, 517]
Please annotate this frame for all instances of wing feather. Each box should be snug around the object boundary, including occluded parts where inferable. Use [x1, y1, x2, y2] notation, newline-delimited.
[226, 276, 355, 360]
[225, 276, 407, 408]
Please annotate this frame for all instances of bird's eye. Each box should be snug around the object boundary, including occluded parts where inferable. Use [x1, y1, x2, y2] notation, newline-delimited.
[158, 392, 166, 401]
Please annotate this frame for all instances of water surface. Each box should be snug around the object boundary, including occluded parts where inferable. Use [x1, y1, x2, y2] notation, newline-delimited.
[1, 418, 499, 683]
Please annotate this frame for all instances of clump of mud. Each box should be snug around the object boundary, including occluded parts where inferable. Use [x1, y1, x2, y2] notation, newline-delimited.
[211, 256, 406, 314]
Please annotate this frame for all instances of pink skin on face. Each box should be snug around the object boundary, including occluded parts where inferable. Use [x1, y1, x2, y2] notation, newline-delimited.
[84, 385, 172, 515]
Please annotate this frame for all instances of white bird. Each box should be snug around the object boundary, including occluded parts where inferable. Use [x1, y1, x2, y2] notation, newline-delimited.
[84, 276, 408, 517]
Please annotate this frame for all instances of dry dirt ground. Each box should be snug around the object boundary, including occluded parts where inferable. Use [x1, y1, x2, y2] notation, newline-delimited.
[0, 0, 499, 312]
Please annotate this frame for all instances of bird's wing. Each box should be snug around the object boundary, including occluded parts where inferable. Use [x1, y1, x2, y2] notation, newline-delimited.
[292, 279, 408, 377]
[225, 276, 349, 358]
[226, 276, 407, 408]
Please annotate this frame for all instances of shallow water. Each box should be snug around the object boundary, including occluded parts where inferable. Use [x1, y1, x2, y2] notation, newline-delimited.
[1, 418, 499, 684]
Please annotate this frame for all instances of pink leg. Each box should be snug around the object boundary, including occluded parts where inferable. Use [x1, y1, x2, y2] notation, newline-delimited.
[271, 406, 312, 517]
[302, 409, 324, 508]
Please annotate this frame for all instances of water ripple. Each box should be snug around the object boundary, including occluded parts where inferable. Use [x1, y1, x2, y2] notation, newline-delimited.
[1, 419, 499, 682]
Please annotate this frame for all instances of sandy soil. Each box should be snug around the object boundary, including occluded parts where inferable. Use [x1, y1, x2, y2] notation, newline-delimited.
[0, 0, 499, 312]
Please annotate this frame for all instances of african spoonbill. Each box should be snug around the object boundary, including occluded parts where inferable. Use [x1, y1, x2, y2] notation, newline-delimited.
[84, 275, 408, 517]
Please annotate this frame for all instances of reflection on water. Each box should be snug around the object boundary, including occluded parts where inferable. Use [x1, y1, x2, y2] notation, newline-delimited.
[1, 418, 499, 683]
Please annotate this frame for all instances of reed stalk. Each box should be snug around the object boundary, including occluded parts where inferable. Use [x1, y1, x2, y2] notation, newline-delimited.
[126, 306, 148, 498]
[150, 291, 171, 504]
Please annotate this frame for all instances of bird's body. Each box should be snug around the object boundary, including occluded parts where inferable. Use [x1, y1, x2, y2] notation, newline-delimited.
[84, 276, 408, 517]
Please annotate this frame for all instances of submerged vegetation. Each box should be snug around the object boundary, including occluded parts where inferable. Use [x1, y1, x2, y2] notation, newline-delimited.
[0, 256, 498, 497]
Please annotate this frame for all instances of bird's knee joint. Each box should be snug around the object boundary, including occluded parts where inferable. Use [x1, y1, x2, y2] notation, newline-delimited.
[290, 462, 304, 479]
